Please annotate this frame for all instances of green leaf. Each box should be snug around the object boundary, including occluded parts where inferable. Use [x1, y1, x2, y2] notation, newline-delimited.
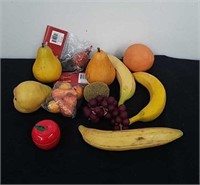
[35, 125, 46, 131]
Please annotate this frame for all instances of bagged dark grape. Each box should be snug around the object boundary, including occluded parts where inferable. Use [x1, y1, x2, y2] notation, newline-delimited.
[60, 33, 94, 72]
[61, 46, 92, 72]
[42, 25, 94, 72]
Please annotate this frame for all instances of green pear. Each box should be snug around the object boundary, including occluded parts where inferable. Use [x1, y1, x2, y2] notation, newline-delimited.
[13, 81, 51, 113]
[32, 43, 62, 83]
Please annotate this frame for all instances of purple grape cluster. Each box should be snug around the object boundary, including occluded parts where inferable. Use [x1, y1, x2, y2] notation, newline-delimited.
[83, 95, 130, 130]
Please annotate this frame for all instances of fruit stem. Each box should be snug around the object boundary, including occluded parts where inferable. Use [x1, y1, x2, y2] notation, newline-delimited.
[42, 43, 45, 48]
[97, 47, 101, 52]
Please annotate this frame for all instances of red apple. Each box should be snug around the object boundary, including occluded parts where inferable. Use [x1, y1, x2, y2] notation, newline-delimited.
[32, 119, 60, 150]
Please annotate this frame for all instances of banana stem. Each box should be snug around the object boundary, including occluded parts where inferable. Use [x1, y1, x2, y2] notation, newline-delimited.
[129, 114, 141, 125]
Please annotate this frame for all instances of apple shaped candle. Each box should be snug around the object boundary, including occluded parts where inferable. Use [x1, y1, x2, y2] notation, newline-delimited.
[32, 119, 61, 150]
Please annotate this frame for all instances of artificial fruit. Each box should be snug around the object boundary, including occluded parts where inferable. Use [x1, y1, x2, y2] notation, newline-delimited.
[13, 80, 51, 113]
[78, 125, 183, 151]
[32, 43, 62, 83]
[32, 119, 61, 150]
[129, 72, 166, 124]
[85, 48, 116, 85]
[108, 54, 136, 105]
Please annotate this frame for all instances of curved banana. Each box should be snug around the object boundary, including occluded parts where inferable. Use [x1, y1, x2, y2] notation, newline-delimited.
[78, 125, 183, 151]
[108, 54, 136, 105]
[129, 72, 166, 125]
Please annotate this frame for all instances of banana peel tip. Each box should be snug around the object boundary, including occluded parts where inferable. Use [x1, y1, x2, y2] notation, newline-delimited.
[78, 125, 85, 134]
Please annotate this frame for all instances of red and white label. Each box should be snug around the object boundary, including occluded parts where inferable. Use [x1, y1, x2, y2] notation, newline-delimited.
[58, 72, 88, 85]
[43, 25, 68, 59]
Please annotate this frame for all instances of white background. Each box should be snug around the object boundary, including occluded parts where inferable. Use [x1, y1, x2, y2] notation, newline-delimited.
[0, 0, 199, 60]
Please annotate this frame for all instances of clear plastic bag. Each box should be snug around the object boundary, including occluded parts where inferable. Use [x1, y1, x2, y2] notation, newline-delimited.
[42, 81, 83, 118]
[60, 33, 94, 72]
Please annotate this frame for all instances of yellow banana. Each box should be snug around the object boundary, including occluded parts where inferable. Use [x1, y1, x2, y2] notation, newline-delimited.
[129, 72, 166, 125]
[108, 54, 136, 105]
[78, 125, 183, 151]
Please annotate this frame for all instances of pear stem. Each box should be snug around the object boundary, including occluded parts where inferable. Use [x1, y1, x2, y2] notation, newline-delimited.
[42, 43, 45, 47]
[97, 47, 101, 52]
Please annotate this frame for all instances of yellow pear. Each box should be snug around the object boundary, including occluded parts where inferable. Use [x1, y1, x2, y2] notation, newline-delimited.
[85, 48, 116, 85]
[32, 43, 62, 83]
[13, 81, 51, 113]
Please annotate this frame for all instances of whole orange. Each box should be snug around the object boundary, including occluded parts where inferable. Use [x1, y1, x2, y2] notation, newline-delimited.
[123, 44, 154, 72]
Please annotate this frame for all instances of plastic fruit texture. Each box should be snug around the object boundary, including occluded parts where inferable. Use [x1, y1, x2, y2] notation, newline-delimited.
[13, 80, 51, 113]
[32, 43, 62, 83]
[83, 82, 110, 102]
[78, 125, 183, 151]
[85, 48, 116, 85]
[129, 72, 166, 124]
[108, 54, 136, 105]
[32, 120, 61, 150]
[123, 43, 154, 72]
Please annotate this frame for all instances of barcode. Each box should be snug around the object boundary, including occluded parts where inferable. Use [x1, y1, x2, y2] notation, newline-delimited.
[50, 30, 64, 46]
[51, 33, 58, 43]
[80, 73, 85, 79]
[78, 73, 88, 84]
